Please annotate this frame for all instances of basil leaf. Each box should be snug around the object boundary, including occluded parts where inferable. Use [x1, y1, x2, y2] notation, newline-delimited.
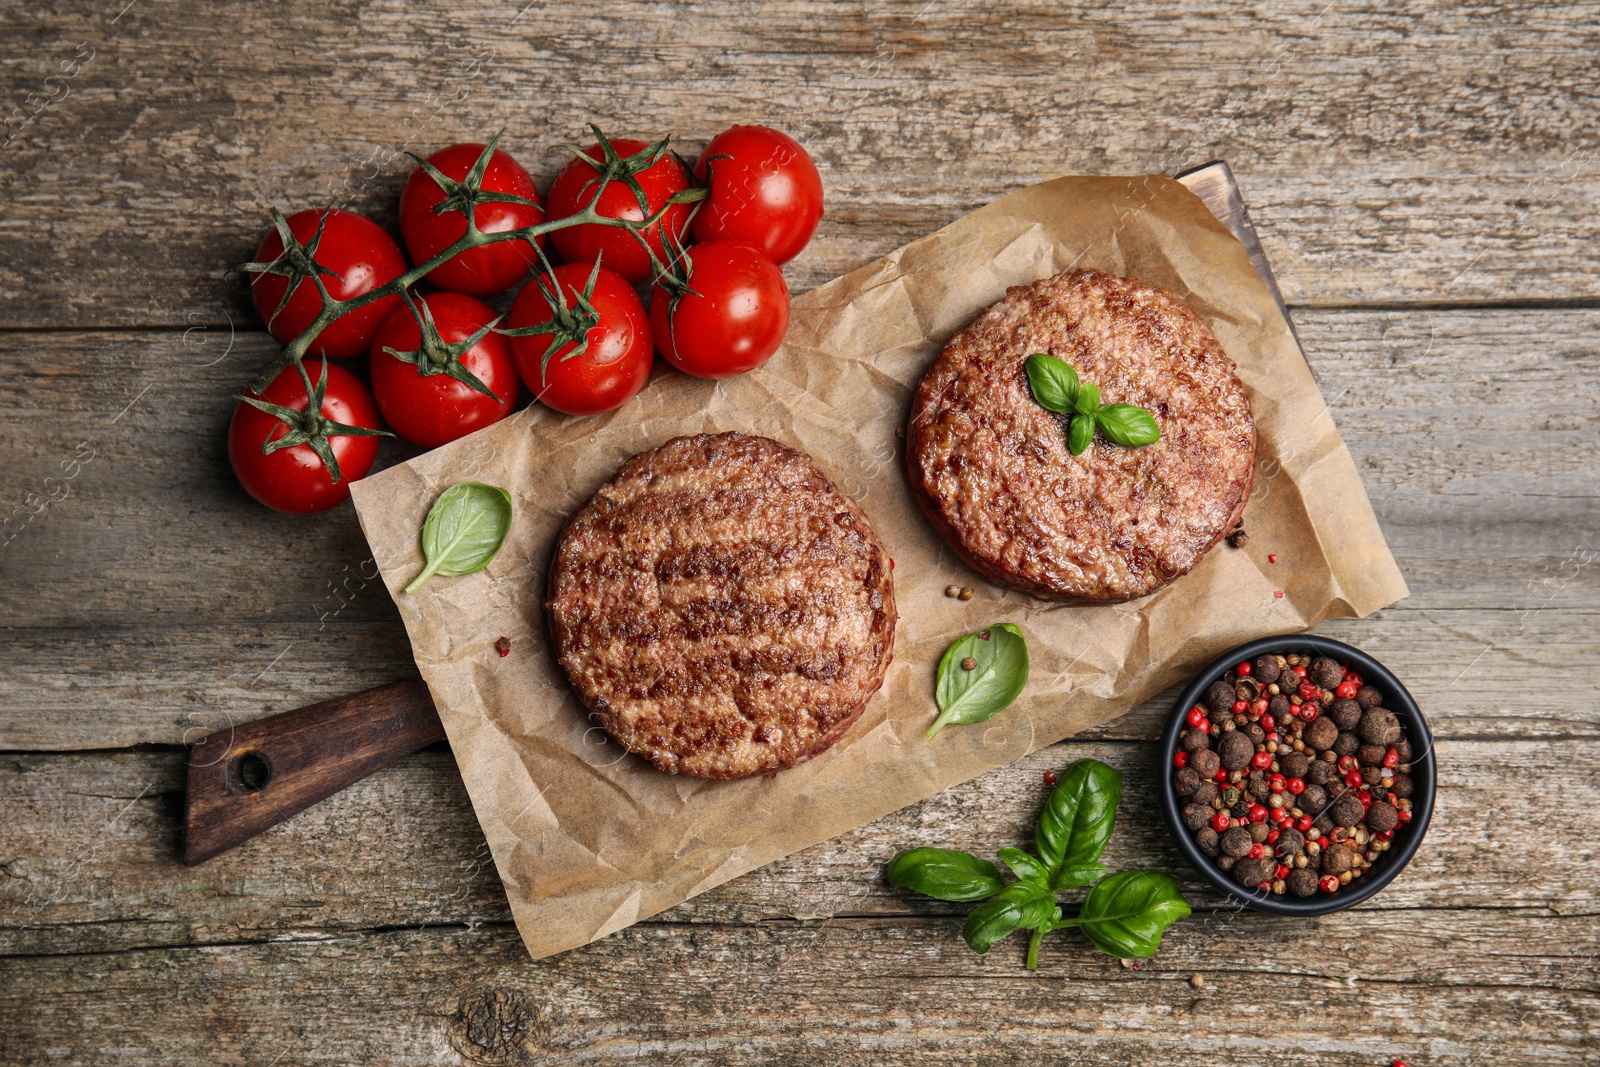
[1095, 404, 1161, 448]
[996, 846, 1049, 887]
[404, 481, 514, 594]
[886, 848, 1005, 902]
[1066, 414, 1095, 455]
[1036, 759, 1124, 890]
[927, 623, 1030, 739]
[962, 881, 1055, 954]
[1072, 380, 1101, 417]
[1024, 354, 1079, 413]
[1067, 871, 1191, 959]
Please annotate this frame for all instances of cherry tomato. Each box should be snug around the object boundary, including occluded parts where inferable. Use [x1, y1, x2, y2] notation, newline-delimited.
[692, 125, 823, 264]
[228, 360, 382, 514]
[507, 262, 653, 416]
[249, 209, 407, 360]
[650, 241, 789, 379]
[545, 134, 692, 284]
[399, 142, 546, 297]
[369, 293, 518, 449]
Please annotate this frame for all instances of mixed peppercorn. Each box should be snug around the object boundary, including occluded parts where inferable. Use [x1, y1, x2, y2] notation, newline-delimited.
[1173, 651, 1417, 898]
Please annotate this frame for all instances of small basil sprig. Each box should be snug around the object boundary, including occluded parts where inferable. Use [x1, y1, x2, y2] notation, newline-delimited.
[886, 759, 1190, 970]
[1024, 353, 1161, 455]
[927, 623, 1029, 739]
[404, 481, 514, 594]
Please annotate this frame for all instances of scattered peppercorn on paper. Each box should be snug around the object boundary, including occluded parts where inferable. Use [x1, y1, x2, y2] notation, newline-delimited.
[350, 174, 1408, 962]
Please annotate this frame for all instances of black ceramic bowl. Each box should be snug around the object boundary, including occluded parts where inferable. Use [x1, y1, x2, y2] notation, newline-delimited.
[1158, 633, 1435, 915]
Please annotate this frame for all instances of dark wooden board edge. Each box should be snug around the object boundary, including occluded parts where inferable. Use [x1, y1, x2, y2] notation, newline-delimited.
[183, 678, 443, 865]
[1175, 159, 1309, 363]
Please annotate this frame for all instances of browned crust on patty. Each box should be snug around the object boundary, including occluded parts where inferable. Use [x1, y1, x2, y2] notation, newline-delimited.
[546, 432, 897, 780]
[906, 269, 1255, 603]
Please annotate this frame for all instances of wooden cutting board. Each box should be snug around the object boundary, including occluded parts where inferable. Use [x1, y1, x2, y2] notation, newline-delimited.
[182, 160, 1299, 866]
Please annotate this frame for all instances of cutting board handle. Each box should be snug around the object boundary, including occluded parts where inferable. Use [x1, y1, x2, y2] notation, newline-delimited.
[182, 677, 444, 865]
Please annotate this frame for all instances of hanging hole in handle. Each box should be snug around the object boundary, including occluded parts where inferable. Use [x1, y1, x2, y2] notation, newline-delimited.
[225, 751, 272, 795]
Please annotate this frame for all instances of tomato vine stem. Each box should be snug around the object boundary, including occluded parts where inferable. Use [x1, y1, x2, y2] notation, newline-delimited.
[238, 131, 708, 475]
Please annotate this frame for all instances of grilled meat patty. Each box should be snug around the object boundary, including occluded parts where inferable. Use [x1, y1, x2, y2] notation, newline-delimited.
[547, 432, 897, 779]
[906, 269, 1255, 603]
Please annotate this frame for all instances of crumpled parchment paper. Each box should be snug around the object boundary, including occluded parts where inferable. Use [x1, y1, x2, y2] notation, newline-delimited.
[350, 174, 1408, 960]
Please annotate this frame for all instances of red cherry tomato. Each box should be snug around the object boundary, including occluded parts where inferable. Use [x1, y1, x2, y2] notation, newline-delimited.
[545, 135, 692, 284]
[399, 142, 546, 297]
[507, 262, 654, 416]
[228, 360, 381, 514]
[369, 293, 518, 449]
[692, 125, 823, 264]
[649, 242, 789, 380]
[249, 209, 406, 359]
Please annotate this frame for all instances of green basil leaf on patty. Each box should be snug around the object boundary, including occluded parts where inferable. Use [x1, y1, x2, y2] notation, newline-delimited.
[1024, 353, 1080, 413]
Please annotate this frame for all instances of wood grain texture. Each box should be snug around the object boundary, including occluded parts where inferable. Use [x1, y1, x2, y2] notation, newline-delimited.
[4, 0, 1599, 1061]
[2, 915, 1596, 1066]
[1, 0, 1599, 328]
[4, 739, 1597, 958]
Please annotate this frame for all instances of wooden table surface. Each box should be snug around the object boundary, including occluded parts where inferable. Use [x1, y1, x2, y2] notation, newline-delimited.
[3, 2, 1598, 1063]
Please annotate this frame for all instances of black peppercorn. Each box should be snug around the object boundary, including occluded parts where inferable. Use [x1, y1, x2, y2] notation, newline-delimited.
[1279, 751, 1310, 779]
[1357, 742, 1387, 766]
[1190, 749, 1221, 778]
[1248, 776, 1270, 799]
[1233, 857, 1273, 887]
[1308, 657, 1343, 689]
[1220, 826, 1252, 858]
[1391, 774, 1414, 799]
[1182, 727, 1212, 752]
[1287, 867, 1319, 897]
[1192, 781, 1219, 807]
[1306, 760, 1333, 786]
[1297, 783, 1328, 816]
[1321, 841, 1357, 874]
[1304, 717, 1339, 751]
[1332, 730, 1361, 757]
[1329, 795, 1365, 827]
[1218, 731, 1254, 770]
[1207, 680, 1238, 715]
[1175, 766, 1203, 797]
[1231, 799, 1252, 820]
[1360, 707, 1403, 746]
[1365, 801, 1399, 833]
[1196, 826, 1220, 855]
[1182, 803, 1211, 831]
[1355, 685, 1384, 709]
[1330, 698, 1363, 731]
